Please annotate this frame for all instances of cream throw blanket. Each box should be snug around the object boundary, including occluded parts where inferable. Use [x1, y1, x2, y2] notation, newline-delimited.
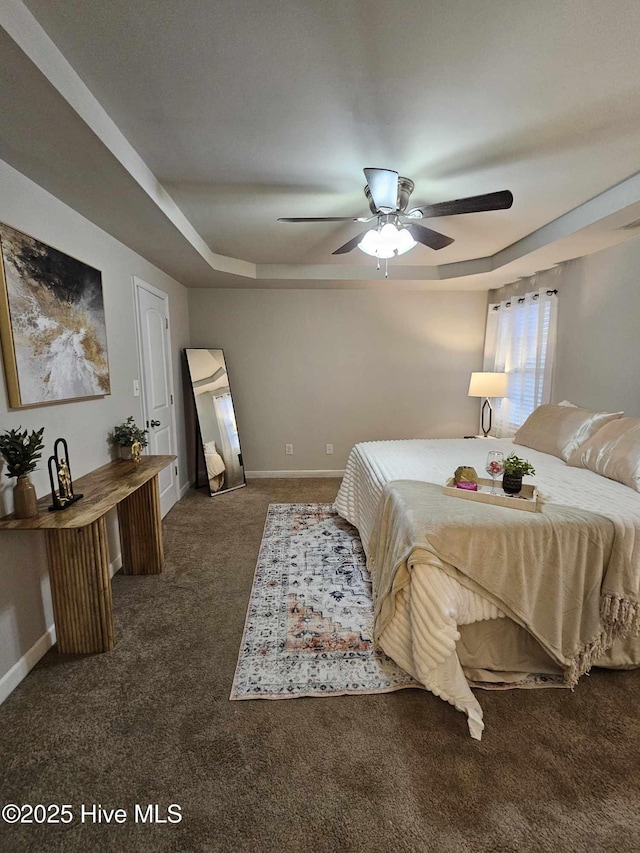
[369, 480, 640, 738]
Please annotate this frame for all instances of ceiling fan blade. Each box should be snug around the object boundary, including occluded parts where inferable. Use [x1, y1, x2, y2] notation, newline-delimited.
[413, 190, 514, 218]
[406, 224, 454, 250]
[364, 168, 399, 213]
[278, 216, 366, 222]
[332, 228, 372, 255]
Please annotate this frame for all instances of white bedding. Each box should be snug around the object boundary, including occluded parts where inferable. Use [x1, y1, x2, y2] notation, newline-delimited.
[334, 438, 640, 739]
[205, 452, 226, 478]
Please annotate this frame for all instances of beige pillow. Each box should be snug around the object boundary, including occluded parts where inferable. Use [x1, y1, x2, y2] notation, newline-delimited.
[513, 403, 624, 462]
[567, 417, 640, 491]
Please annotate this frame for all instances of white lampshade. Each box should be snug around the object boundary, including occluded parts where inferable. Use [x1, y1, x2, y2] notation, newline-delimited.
[394, 227, 417, 255]
[358, 229, 381, 257]
[357, 224, 417, 258]
[374, 223, 397, 259]
[468, 372, 508, 398]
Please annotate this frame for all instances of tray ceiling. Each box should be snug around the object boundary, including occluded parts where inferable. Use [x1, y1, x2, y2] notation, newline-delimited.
[2, 0, 640, 288]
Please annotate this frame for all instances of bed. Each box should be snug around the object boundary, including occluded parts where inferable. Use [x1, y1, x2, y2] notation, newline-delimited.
[204, 440, 226, 492]
[334, 435, 640, 739]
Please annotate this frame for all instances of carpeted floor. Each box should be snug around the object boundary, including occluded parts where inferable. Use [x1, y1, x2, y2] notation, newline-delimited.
[1, 479, 639, 853]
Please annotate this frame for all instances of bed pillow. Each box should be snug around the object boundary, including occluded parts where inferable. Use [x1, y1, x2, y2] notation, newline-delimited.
[513, 403, 624, 462]
[567, 417, 640, 491]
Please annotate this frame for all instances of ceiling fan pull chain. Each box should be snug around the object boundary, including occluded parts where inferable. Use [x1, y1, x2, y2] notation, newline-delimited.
[376, 256, 380, 271]
[385, 258, 389, 279]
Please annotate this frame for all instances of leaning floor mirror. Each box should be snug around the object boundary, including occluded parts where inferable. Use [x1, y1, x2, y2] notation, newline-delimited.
[184, 348, 246, 495]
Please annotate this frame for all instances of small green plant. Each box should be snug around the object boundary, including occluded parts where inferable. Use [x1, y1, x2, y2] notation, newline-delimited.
[503, 453, 536, 477]
[109, 416, 149, 448]
[0, 427, 45, 478]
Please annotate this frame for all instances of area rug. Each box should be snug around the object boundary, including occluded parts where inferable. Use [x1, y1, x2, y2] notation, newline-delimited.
[230, 503, 422, 700]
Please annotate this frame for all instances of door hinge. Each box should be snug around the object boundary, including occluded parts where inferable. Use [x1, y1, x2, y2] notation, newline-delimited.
[170, 394, 173, 405]
[165, 318, 169, 330]
[175, 465, 178, 476]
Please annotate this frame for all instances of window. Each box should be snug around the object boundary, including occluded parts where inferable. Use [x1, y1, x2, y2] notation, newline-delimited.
[483, 288, 558, 436]
[213, 392, 241, 454]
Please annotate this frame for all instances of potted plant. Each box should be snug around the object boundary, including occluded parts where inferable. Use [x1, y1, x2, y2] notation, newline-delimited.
[502, 453, 536, 495]
[0, 426, 45, 518]
[109, 417, 149, 460]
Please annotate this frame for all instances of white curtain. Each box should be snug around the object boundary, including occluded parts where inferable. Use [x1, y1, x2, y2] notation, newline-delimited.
[212, 393, 243, 487]
[483, 287, 558, 437]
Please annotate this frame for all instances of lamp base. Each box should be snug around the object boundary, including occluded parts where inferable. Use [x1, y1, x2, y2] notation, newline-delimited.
[481, 399, 493, 437]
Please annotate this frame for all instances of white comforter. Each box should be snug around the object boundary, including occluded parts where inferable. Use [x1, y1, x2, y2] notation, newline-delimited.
[334, 438, 640, 739]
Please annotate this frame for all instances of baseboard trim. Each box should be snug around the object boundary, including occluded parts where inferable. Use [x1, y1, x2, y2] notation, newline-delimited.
[0, 551, 124, 707]
[109, 553, 122, 578]
[246, 469, 345, 479]
[0, 624, 56, 706]
[178, 480, 190, 499]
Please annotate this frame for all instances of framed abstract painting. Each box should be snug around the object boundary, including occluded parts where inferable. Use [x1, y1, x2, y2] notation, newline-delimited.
[0, 223, 111, 408]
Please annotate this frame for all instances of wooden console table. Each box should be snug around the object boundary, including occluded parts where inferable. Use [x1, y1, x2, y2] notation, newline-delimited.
[0, 455, 176, 655]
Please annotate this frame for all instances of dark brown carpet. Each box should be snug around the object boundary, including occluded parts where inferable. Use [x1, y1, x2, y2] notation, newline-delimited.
[1, 479, 639, 853]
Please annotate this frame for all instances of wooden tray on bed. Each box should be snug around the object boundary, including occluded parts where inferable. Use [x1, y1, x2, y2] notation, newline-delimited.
[444, 477, 540, 512]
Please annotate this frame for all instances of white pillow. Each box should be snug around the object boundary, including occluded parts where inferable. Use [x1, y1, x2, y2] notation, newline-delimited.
[513, 403, 624, 462]
[567, 417, 640, 491]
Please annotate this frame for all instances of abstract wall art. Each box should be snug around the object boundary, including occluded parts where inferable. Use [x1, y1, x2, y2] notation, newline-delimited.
[0, 223, 110, 408]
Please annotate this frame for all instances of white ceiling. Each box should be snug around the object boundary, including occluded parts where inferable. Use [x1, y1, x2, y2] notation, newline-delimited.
[2, 0, 640, 288]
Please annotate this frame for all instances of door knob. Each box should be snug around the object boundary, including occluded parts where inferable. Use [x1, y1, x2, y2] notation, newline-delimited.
[150, 419, 161, 428]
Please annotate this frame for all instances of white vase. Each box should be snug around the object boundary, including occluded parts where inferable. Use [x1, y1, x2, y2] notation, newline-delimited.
[119, 445, 134, 461]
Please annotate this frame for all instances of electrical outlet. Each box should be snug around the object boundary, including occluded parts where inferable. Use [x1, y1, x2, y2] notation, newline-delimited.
[325, 443, 334, 455]
[285, 443, 294, 455]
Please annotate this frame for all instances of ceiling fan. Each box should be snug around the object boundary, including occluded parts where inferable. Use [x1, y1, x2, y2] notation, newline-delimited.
[278, 167, 513, 260]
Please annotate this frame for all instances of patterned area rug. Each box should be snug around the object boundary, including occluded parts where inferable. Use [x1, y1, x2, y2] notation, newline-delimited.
[230, 503, 422, 700]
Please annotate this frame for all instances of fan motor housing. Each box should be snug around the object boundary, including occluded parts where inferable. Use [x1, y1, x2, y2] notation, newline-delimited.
[365, 176, 414, 214]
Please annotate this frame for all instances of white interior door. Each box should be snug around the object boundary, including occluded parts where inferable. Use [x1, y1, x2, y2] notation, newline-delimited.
[134, 278, 179, 517]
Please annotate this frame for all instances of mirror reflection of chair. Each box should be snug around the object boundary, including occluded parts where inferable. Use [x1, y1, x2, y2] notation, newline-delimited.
[184, 348, 246, 495]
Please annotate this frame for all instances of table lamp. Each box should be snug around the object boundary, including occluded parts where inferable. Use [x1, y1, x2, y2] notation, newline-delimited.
[468, 372, 508, 437]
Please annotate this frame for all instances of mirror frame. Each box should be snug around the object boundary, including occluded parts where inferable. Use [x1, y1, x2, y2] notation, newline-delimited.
[184, 347, 246, 496]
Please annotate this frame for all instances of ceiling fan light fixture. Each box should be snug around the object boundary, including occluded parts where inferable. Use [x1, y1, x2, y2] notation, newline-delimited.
[280, 168, 513, 261]
[394, 226, 417, 255]
[357, 223, 416, 258]
[357, 228, 383, 257]
[378, 223, 400, 254]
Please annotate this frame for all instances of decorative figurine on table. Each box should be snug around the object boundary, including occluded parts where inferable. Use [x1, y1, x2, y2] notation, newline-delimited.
[453, 465, 479, 491]
[48, 438, 83, 511]
[131, 439, 142, 463]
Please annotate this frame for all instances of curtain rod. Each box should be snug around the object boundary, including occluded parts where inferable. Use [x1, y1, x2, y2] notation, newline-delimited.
[491, 289, 557, 310]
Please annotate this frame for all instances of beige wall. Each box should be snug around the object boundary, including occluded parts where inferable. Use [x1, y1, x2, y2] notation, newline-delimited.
[489, 236, 640, 417]
[188, 289, 488, 471]
[0, 160, 190, 696]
